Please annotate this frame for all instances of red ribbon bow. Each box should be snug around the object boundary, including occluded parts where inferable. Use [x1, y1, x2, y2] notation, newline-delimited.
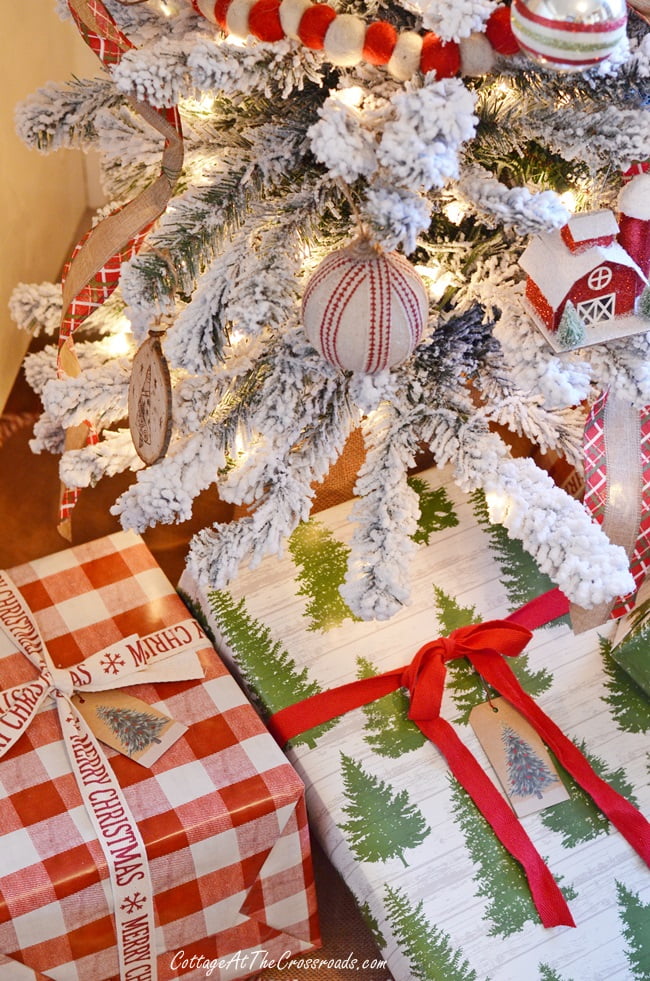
[269, 591, 650, 929]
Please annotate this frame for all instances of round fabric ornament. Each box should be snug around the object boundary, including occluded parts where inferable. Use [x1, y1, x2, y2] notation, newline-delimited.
[297, 3, 337, 48]
[301, 239, 428, 373]
[510, 0, 627, 71]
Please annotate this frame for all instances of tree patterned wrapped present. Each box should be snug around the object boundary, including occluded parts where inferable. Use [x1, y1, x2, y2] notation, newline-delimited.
[181, 468, 650, 981]
[0, 531, 319, 981]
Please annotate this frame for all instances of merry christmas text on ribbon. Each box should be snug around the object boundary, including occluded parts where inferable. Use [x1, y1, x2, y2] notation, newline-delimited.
[0, 570, 209, 981]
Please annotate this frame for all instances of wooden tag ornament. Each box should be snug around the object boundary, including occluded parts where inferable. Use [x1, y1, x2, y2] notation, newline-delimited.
[301, 237, 429, 373]
[128, 331, 173, 465]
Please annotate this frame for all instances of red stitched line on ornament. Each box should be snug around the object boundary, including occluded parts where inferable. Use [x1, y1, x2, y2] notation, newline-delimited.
[318, 257, 367, 368]
[366, 261, 379, 372]
[375, 257, 392, 372]
[390, 259, 425, 348]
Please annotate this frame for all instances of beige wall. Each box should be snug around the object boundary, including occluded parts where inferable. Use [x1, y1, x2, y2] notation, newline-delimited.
[0, 3, 102, 411]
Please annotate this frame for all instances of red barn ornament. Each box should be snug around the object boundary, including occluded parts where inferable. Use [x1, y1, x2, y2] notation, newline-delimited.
[519, 174, 650, 352]
[301, 239, 428, 373]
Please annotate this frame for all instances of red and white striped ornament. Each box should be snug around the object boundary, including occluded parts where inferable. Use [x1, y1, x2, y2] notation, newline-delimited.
[301, 239, 428, 373]
[510, 0, 627, 71]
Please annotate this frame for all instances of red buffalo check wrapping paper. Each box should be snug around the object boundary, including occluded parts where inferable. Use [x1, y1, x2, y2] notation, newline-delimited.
[0, 530, 319, 981]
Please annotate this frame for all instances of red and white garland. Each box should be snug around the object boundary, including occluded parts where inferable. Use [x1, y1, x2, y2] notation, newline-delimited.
[190, 0, 520, 80]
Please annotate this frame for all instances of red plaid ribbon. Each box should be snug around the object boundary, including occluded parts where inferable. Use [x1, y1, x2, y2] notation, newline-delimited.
[57, 0, 183, 526]
[268, 587, 650, 930]
[581, 392, 650, 619]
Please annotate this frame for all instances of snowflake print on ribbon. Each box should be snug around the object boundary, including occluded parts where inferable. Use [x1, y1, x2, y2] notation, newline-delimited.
[121, 892, 146, 914]
[101, 651, 126, 674]
[64, 706, 82, 730]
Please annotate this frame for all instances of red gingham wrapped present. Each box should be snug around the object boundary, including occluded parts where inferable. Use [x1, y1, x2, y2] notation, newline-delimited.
[0, 531, 320, 981]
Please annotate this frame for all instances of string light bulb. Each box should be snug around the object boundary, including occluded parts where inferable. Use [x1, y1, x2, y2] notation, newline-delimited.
[485, 489, 511, 524]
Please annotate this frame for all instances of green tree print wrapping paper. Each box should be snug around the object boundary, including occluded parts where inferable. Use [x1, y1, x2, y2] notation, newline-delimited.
[180, 467, 650, 981]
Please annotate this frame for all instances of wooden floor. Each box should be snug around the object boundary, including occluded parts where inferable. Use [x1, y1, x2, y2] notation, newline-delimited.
[0, 356, 389, 980]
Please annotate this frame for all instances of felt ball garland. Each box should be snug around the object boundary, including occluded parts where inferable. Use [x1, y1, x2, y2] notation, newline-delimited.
[191, 0, 523, 80]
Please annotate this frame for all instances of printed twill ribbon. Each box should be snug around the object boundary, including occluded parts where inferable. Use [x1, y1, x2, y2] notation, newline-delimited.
[268, 588, 650, 930]
[0, 571, 203, 981]
[57, 0, 184, 536]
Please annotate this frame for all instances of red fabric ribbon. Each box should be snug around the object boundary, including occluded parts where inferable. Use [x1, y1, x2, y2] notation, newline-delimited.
[268, 588, 650, 930]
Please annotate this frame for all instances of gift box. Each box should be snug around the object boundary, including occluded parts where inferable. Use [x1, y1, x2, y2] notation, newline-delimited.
[180, 467, 650, 981]
[0, 530, 319, 981]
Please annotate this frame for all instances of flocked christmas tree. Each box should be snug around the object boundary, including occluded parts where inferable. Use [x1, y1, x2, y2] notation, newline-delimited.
[9, 0, 650, 621]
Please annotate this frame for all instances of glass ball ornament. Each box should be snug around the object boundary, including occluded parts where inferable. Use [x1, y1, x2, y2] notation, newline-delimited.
[510, 0, 628, 71]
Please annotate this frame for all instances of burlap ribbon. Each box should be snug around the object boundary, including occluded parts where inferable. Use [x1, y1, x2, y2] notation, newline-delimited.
[571, 392, 650, 632]
[268, 587, 650, 930]
[58, 0, 183, 536]
[627, 0, 650, 25]
[0, 570, 208, 981]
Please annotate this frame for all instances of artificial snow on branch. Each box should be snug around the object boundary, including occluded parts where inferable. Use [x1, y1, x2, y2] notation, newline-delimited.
[477, 393, 585, 468]
[401, 0, 494, 41]
[114, 425, 226, 530]
[446, 421, 634, 608]
[456, 165, 570, 235]
[60, 429, 144, 488]
[361, 183, 432, 254]
[377, 77, 478, 190]
[492, 294, 593, 410]
[12, 0, 650, 624]
[218, 330, 356, 505]
[15, 77, 120, 152]
[584, 333, 650, 406]
[185, 382, 357, 587]
[40, 359, 131, 431]
[340, 394, 424, 620]
[9, 282, 63, 336]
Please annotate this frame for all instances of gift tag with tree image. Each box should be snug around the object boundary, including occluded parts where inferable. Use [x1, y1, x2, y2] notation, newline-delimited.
[470, 697, 569, 817]
[72, 690, 187, 767]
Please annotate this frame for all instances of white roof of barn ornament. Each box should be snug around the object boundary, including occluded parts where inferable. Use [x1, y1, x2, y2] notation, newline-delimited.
[519, 211, 645, 309]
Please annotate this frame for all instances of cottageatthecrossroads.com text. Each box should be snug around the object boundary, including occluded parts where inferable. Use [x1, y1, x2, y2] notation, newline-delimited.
[169, 949, 389, 977]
